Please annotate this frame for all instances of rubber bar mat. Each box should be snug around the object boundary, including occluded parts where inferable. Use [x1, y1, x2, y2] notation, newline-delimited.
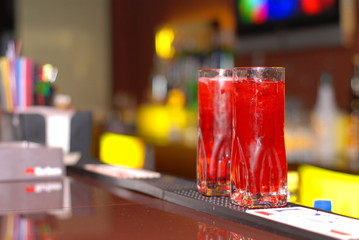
[69, 164, 341, 240]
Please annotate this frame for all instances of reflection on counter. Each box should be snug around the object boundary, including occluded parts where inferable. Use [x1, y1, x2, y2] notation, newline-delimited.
[0, 178, 72, 240]
[198, 223, 256, 240]
[0, 214, 58, 240]
[0, 178, 70, 216]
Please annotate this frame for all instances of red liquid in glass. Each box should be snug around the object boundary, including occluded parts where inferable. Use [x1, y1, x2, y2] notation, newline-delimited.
[197, 77, 232, 196]
[231, 78, 287, 208]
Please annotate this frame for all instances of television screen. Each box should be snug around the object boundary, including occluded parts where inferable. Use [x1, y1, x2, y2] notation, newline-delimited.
[234, 0, 345, 53]
[236, 0, 339, 36]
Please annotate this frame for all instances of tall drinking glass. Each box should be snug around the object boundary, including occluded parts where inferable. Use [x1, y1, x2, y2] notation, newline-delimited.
[231, 67, 287, 208]
[197, 68, 232, 196]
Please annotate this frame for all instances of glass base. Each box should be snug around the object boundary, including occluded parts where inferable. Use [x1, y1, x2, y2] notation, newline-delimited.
[230, 190, 287, 209]
[197, 180, 230, 196]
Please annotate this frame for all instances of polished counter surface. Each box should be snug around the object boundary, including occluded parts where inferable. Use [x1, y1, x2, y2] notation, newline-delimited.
[0, 171, 292, 240]
[1, 165, 358, 240]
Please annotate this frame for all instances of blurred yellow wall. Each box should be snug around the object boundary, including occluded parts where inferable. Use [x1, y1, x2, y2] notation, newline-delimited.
[15, 0, 112, 115]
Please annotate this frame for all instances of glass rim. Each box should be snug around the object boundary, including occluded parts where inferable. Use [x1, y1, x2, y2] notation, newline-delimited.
[198, 68, 233, 78]
[233, 66, 285, 71]
[232, 66, 285, 82]
[198, 68, 233, 72]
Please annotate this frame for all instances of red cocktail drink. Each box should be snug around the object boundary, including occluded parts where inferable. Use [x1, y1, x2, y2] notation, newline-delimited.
[197, 69, 232, 196]
[231, 67, 287, 208]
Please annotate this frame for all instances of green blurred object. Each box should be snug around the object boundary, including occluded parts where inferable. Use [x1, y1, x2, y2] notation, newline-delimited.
[36, 82, 52, 96]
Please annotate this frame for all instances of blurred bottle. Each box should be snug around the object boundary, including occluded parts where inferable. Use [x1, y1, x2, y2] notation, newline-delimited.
[311, 71, 338, 168]
[348, 54, 359, 170]
[206, 20, 235, 69]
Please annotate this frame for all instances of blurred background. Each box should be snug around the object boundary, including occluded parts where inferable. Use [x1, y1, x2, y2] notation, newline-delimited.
[0, 0, 358, 181]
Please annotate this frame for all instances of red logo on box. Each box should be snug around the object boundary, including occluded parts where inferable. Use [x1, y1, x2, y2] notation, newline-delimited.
[25, 168, 35, 175]
[24, 167, 63, 176]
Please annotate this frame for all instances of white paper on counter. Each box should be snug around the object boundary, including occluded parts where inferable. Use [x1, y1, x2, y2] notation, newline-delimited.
[247, 207, 359, 240]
